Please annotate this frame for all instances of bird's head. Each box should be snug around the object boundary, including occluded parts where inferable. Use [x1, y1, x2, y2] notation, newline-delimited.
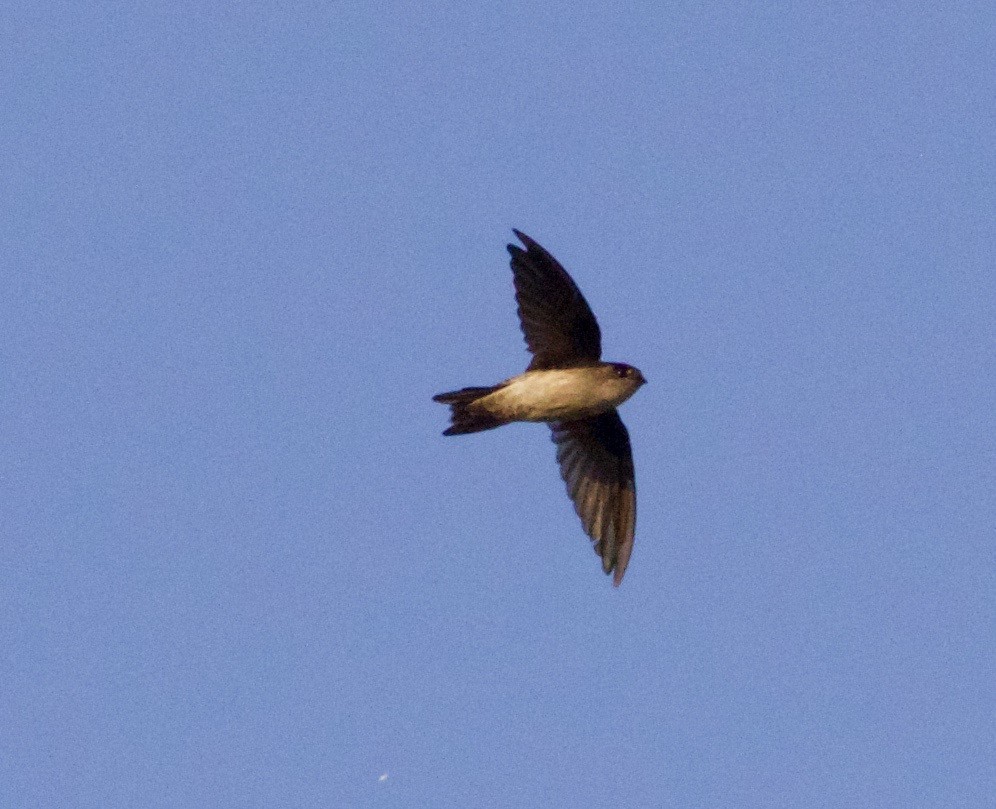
[609, 363, 647, 387]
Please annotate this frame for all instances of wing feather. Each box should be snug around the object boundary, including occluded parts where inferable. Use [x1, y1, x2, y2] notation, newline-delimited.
[507, 231, 602, 369]
[551, 410, 636, 585]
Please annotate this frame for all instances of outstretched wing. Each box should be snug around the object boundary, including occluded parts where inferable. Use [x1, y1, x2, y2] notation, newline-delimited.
[551, 410, 636, 586]
[507, 230, 602, 370]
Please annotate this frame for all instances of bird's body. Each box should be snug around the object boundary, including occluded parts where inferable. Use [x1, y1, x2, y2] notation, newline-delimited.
[444, 365, 642, 426]
[434, 230, 645, 585]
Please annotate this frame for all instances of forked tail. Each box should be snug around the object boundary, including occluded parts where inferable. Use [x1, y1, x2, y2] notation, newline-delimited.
[432, 385, 505, 435]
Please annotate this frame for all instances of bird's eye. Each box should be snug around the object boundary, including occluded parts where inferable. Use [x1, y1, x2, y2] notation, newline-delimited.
[614, 365, 629, 378]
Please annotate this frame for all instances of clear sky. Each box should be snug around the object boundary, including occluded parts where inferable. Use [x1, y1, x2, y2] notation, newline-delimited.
[2, 3, 993, 807]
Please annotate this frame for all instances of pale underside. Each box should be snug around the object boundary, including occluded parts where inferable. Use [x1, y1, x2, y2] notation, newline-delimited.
[473, 368, 640, 423]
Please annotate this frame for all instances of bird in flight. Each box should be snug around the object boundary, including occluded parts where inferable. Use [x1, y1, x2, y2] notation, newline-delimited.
[434, 230, 645, 585]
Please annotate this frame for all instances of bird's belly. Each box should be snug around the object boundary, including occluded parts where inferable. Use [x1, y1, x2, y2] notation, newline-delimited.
[479, 370, 626, 422]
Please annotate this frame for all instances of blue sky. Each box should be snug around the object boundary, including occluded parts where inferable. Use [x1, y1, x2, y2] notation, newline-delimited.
[2, 3, 993, 807]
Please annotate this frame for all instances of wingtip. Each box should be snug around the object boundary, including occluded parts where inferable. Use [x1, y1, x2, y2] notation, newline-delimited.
[612, 547, 633, 586]
[511, 228, 535, 248]
[507, 228, 531, 256]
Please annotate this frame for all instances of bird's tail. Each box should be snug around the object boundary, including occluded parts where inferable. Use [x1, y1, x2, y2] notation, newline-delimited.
[433, 386, 506, 435]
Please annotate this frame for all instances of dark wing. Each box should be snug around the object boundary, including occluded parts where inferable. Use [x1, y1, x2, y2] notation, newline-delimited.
[507, 230, 602, 370]
[551, 410, 636, 586]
